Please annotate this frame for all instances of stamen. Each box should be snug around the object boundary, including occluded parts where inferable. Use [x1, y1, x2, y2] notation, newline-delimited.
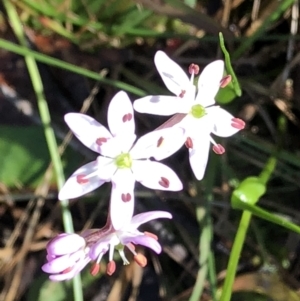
[179, 90, 186, 98]
[231, 118, 245, 130]
[122, 113, 133, 122]
[118, 248, 130, 265]
[106, 260, 116, 276]
[90, 263, 100, 276]
[127, 242, 136, 251]
[185, 137, 193, 149]
[213, 144, 225, 155]
[189, 63, 200, 75]
[159, 177, 170, 188]
[157, 136, 164, 147]
[121, 193, 132, 202]
[96, 137, 107, 146]
[220, 75, 232, 88]
[134, 254, 147, 267]
[76, 174, 89, 184]
[144, 231, 158, 240]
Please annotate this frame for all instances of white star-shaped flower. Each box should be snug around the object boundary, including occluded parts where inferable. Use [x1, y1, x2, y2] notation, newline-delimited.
[59, 91, 183, 230]
[134, 51, 245, 180]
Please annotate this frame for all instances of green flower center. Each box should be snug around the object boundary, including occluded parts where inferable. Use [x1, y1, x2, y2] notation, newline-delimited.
[190, 104, 206, 119]
[115, 153, 132, 169]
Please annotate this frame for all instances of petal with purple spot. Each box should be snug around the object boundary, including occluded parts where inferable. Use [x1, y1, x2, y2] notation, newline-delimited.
[110, 169, 135, 230]
[132, 160, 182, 191]
[58, 160, 106, 200]
[64, 113, 113, 155]
[108, 91, 135, 137]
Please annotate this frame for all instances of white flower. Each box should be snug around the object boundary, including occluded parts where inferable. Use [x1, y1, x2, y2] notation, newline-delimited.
[134, 51, 245, 180]
[86, 210, 172, 276]
[59, 91, 183, 230]
[42, 211, 172, 280]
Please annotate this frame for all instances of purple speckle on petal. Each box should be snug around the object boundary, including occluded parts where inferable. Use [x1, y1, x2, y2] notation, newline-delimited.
[158, 177, 170, 188]
[121, 193, 132, 202]
[122, 113, 133, 122]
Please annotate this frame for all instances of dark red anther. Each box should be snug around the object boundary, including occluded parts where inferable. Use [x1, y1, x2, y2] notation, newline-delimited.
[76, 174, 89, 184]
[231, 118, 245, 130]
[106, 261, 116, 276]
[189, 63, 200, 75]
[121, 193, 132, 202]
[90, 263, 100, 276]
[185, 137, 193, 148]
[220, 75, 232, 88]
[96, 137, 108, 145]
[122, 113, 133, 122]
[134, 254, 147, 267]
[159, 177, 170, 188]
[213, 144, 225, 155]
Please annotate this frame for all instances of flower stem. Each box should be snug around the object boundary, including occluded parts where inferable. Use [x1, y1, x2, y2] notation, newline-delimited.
[219, 127, 281, 301]
[219, 210, 252, 301]
[3, 1, 82, 300]
[189, 156, 218, 301]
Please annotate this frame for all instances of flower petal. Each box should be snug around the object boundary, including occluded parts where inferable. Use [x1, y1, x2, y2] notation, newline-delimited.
[208, 107, 241, 137]
[110, 169, 135, 230]
[58, 161, 106, 200]
[42, 254, 71, 274]
[108, 91, 135, 137]
[64, 113, 113, 154]
[47, 234, 85, 256]
[122, 235, 162, 254]
[130, 127, 185, 161]
[132, 160, 182, 191]
[112, 134, 136, 153]
[188, 134, 211, 180]
[88, 237, 111, 261]
[130, 211, 172, 229]
[195, 60, 224, 107]
[154, 51, 190, 96]
[96, 156, 118, 180]
[48, 257, 90, 281]
[133, 95, 189, 115]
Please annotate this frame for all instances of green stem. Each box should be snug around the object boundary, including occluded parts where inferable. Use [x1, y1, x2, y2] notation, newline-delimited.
[189, 156, 218, 301]
[189, 205, 211, 301]
[3, 2, 83, 300]
[259, 156, 277, 185]
[219, 210, 252, 301]
[220, 127, 280, 301]
[208, 240, 217, 301]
